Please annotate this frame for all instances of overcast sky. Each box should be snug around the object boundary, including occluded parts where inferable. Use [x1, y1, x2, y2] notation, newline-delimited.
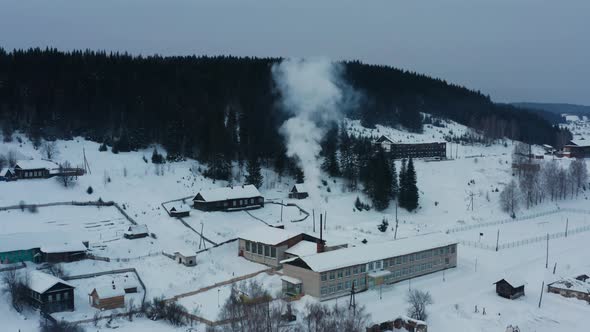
[1, 0, 588, 105]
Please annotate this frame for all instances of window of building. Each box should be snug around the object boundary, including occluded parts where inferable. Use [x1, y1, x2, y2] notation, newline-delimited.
[321, 287, 327, 295]
[360, 265, 366, 273]
[368, 262, 374, 271]
[403, 256, 407, 263]
[353, 266, 358, 274]
[396, 257, 401, 265]
[48, 295, 53, 302]
[337, 283, 343, 291]
[57, 293, 61, 301]
[337, 270, 343, 279]
[271, 247, 276, 258]
[383, 259, 389, 268]
[410, 254, 414, 262]
[444, 247, 449, 254]
[345, 268, 351, 277]
[233, 201, 237, 207]
[445, 257, 450, 264]
[345, 280, 351, 289]
[245, 241, 250, 252]
[257, 243, 263, 255]
[329, 285, 336, 294]
[264, 245, 270, 257]
[375, 260, 382, 270]
[402, 268, 408, 275]
[451, 245, 455, 253]
[321, 273, 327, 281]
[329, 271, 335, 280]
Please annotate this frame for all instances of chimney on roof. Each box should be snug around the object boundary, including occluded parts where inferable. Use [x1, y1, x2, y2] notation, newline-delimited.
[317, 214, 325, 253]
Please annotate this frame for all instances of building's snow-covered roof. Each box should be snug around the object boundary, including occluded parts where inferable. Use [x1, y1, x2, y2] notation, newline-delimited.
[0, 232, 85, 254]
[281, 275, 302, 285]
[15, 159, 58, 170]
[40, 242, 87, 254]
[29, 270, 73, 294]
[569, 138, 589, 147]
[175, 249, 196, 258]
[170, 204, 191, 213]
[92, 283, 125, 298]
[285, 240, 317, 257]
[126, 224, 148, 235]
[495, 274, 527, 287]
[0, 168, 13, 176]
[375, 135, 394, 144]
[289, 233, 457, 272]
[549, 277, 590, 294]
[291, 183, 308, 193]
[194, 184, 262, 202]
[239, 226, 301, 245]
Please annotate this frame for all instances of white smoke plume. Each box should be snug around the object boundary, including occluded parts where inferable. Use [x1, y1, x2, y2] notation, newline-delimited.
[272, 58, 352, 208]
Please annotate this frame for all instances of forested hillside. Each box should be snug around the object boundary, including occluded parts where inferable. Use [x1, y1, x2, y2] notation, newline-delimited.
[0, 48, 569, 168]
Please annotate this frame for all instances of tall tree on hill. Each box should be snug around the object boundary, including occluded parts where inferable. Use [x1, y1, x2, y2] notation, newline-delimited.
[339, 127, 358, 191]
[245, 154, 263, 188]
[398, 158, 408, 208]
[362, 147, 393, 211]
[390, 159, 399, 200]
[404, 158, 419, 211]
[321, 125, 340, 177]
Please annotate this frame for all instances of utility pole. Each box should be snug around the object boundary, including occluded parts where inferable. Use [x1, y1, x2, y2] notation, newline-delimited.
[495, 229, 500, 252]
[475, 258, 478, 272]
[324, 211, 327, 230]
[565, 218, 569, 237]
[312, 209, 315, 233]
[280, 200, 284, 223]
[394, 203, 399, 240]
[545, 233, 549, 269]
[553, 262, 557, 275]
[538, 281, 545, 308]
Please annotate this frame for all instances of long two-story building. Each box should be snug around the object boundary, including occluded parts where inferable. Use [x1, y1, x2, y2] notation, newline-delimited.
[281, 233, 457, 300]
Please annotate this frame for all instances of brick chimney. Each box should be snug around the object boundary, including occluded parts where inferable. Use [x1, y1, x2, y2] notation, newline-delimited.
[317, 214, 325, 253]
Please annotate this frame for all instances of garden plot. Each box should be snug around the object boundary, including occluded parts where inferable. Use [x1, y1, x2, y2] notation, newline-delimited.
[52, 272, 144, 323]
[451, 211, 590, 248]
[178, 272, 282, 321]
[0, 205, 154, 257]
[182, 204, 303, 243]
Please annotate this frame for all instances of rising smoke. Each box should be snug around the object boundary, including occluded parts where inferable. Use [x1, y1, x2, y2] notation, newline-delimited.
[272, 58, 355, 207]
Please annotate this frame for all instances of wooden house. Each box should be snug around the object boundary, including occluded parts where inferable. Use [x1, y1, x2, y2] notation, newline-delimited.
[0, 168, 16, 181]
[13, 160, 57, 179]
[547, 276, 590, 303]
[40, 242, 88, 263]
[169, 204, 191, 218]
[124, 224, 149, 239]
[174, 250, 196, 266]
[288, 184, 309, 199]
[493, 278, 525, 299]
[28, 271, 75, 313]
[563, 139, 590, 158]
[89, 282, 125, 310]
[374, 135, 395, 152]
[193, 185, 264, 211]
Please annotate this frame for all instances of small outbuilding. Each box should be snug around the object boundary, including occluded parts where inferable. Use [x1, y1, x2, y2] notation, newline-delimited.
[493, 278, 525, 300]
[288, 184, 309, 199]
[28, 271, 75, 313]
[174, 250, 197, 266]
[547, 275, 590, 303]
[0, 168, 16, 181]
[124, 224, 149, 239]
[90, 282, 125, 310]
[169, 204, 191, 218]
[40, 242, 88, 263]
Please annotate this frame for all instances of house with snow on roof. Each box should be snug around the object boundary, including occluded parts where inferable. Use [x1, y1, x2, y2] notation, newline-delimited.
[238, 226, 322, 267]
[124, 224, 149, 239]
[547, 274, 590, 303]
[90, 281, 126, 310]
[288, 183, 309, 199]
[563, 139, 590, 158]
[27, 270, 75, 313]
[13, 159, 58, 179]
[281, 233, 457, 300]
[192, 184, 264, 211]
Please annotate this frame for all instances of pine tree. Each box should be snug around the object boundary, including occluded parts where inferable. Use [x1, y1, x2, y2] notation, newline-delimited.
[245, 155, 263, 188]
[390, 159, 399, 200]
[363, 147, 392, 211]
[339, 127, 358, 191]
[321, 125, 340, 177]
[398, 159, 408, 208]
[404, 158, 419, 211]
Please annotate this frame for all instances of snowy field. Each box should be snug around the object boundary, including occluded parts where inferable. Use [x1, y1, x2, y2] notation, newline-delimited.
[451, 210, 590, 247]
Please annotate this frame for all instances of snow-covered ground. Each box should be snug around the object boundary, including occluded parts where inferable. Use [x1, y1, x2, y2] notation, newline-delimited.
[1, 117, 589, 331]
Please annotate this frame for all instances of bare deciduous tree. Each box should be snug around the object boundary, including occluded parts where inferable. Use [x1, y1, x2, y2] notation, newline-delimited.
[7, 149, 17, 167]
[569, 159, 588, 196]
[0, 154, 6, 171]
[406, 289, 433, 321]
[56, 161, 77, 188]
[2, 269, 29, 313]
[41, 141, 59, 160]
[500, 180, 520, 217]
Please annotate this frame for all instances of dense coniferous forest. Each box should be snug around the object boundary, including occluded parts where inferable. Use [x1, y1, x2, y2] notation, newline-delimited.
[0, 48, 570, 169]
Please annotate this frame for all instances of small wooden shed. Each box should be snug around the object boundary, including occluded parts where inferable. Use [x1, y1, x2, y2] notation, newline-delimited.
[288, 184, 309, 199]
[494, 278, 525, 299]
[169, 204, 191, 218]
[124, 225, 149, 239]
[174, 250, 196, 266]
[90, 283, 125, 310]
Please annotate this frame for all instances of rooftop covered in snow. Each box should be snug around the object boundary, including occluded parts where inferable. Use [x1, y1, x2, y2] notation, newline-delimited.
[15, 159, 59, 170]
[285, 233, 457, 272]
[29, 270, 74, 294]
[238, 226, 304, 246]
[193, 184, 262, 202]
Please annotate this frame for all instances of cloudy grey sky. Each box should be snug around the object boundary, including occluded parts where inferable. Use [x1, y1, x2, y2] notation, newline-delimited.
[1, 0, 588, 104]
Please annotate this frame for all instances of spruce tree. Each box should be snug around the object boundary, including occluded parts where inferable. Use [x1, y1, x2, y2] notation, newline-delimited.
[321, 125, 340, 177]
[245, 155, 263, 188]
[398, 158, 408, 208]
[363, 147, 392, 211]
[404, 158, 419, 211]
[390, 159, 399, 200]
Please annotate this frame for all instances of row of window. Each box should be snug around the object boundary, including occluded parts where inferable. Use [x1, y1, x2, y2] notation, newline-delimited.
[244, 241, 277, 258]
[216, 197, 262, 208]
[320, 278, 366, 296]
[23, 170, 46, 178]
[379, 246, 455, 270]
[47, 292, 69, 302]
[320, 264, 366, 282]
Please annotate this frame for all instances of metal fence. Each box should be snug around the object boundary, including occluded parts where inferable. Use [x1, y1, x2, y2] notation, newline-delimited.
[447, 208, 590, 234]
[459, 223, 590, 251]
